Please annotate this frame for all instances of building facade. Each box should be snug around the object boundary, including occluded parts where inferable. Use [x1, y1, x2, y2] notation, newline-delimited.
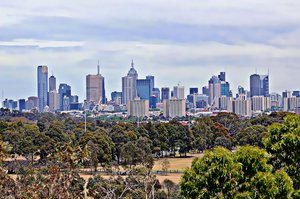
[122, 61, 138, 104]
[127, 98, 149, 117]
[37, 65, 48, 112]
[163, 98, 186, 118]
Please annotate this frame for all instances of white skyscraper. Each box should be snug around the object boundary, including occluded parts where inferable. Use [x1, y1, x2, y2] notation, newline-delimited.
[122, 60, 138, 104]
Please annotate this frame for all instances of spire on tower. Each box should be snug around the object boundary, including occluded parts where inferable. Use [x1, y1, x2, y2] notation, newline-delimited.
[131, 59, 134, 68]
[97, 60, 100, 75]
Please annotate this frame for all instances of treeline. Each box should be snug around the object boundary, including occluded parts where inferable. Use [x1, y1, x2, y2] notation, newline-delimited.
[0, 110, 299, 198]
[0, 111, 292, 169]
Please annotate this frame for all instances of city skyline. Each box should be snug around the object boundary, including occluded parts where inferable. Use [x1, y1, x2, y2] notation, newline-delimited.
[1, 1, 300, 100]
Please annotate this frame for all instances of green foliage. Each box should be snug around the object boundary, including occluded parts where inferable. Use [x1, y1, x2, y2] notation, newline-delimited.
[263, 115, 300, 189]
[181, 146, 295, 198]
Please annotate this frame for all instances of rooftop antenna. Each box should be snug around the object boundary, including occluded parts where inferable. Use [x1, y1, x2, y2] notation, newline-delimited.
[97, 60, 100, 75]
[255, 67, 258, 74]
[131, 59, 134, 68]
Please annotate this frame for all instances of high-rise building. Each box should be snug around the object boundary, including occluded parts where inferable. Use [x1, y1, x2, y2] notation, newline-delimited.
[49, 90, 60, 112]
[161, 87, 170, 102]
[86, 63, 105, 105]
[122, 60, 138, 104]
[251, 96, 271, 112]
[189, 88, 198, 95]
[58, 83, 71, 111]
[163, 99, 186, 118]
[37, 65, 48, 112]
[173, 85, 185, 99]
[208, 76, 221, 107]
[137, 79, 151, 101]
[218, 72, 226, 81]
[49, 75, 56, 92]
[18, 99, 26, 112]
[127, 98, 149, 117]
[228, 97, 251, 117]
[250, 73, 269, 97]
[260, 75, 269, 97]
[146, 75, 154, 93]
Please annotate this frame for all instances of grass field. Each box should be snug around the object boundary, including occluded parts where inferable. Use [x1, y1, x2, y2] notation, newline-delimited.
[153, 153, 203, 172]
[8, 153, 203, 185]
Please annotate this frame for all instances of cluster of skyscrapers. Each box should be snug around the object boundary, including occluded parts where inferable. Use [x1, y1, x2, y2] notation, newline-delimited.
[2, 62, 300, 118]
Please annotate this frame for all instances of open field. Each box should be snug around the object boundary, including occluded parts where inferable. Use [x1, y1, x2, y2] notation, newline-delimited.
[7, 153, 203, 185]
[153, 153, 203, 172]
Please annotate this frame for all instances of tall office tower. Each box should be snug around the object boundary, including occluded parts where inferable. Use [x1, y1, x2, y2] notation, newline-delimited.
[146, 75, 154, 93]
[122, 60, 138, 104]
[202, 86, 209, 96]
[49, 90, 60, 112]
[173, 85, 185, 99]
[250, 73, 269, 97]
[49, 75, 56, 92]
[163, 99, 186, 118]
[161, 87, 170, 102]
[127, 98, 149, 117]
[221, 82, 230, 97]
[137, 79, 151, 101]
[260, 75, 269, 97]
[58, 83, 71, 111]
[18, 99, 26, 112]
[86, 63, 105, 105]
[250, 74, 260, 97]
[189, 88, 198, 95]
[208, 76, 221, 106]
[218, 72, 226, 81]
[37, 65, 48, 112]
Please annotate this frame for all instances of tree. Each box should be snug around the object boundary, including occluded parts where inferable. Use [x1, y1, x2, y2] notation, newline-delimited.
[263, 115, 300, 189]
[160, 158, 170, 175]
[181, 146, 295, 198]
[236, 125, 267, 147]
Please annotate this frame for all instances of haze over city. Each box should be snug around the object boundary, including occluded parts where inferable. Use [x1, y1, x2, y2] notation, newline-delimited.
[1, 0, 300, 100]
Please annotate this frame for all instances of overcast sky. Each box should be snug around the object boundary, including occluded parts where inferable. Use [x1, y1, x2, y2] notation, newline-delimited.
[1, 0, 300, 101]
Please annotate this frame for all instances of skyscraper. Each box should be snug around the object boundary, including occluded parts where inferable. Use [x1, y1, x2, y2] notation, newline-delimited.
[86, 63, 105, 104]
[49, 90, 60, 112]
[260, 75, 269, 97]
[173, 85, 185, 99]
[208, 76, 221, 106]
[122, 60, 138, 104]
[58, 83, 71, 111]
[137, 79, 151, 101]
[18, 99, 26, 112]
[250, 73, 269, 97]
[49, 75, 56, 92]
[161, 87, 170, 102]
[37, 65, 48, 112]
[146, 75, 154, 93]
